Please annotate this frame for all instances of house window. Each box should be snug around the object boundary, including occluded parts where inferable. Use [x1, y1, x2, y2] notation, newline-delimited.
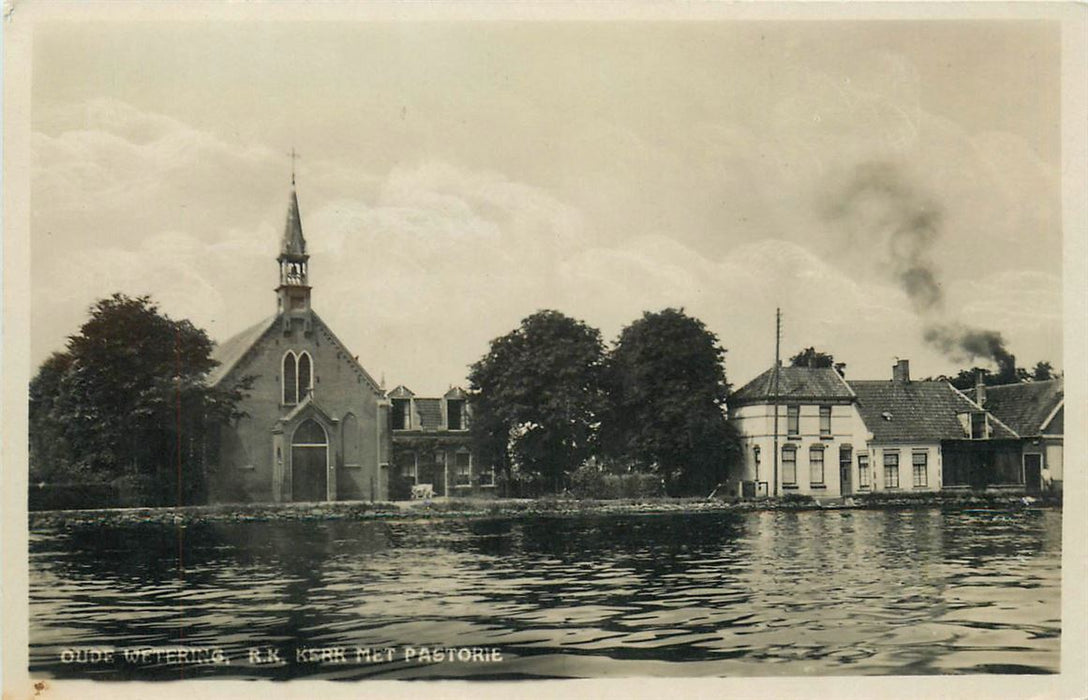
[809, 446, 825, 486]
[884, 452, 900, 489]
[392, 399, 411, 430]
[858, 454, 870, 488]
[283, 351, 298, 405]
[447, 399, 465, 431]
[787, 406, 800, 436]
[819, 406, 832, 436]
[912, 452, 928, 487]
[455, 452, 471, 487]
[401, 452, 418, 484]
[478, 463, 496, 487]
[782, 446, 797, 485]
[753, 446, 761, 481]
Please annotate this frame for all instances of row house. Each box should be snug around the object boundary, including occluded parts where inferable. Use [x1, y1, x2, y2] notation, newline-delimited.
[728, 359, 1029, 498]
[970, 378, 1064, 494]
[387, 385, 495, 498]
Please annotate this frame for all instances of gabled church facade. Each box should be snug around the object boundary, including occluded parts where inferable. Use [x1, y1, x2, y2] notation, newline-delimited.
[207, 184, 392, 503]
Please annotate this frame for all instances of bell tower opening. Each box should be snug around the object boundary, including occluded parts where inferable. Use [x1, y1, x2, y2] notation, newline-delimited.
[275, 182, 312, 316]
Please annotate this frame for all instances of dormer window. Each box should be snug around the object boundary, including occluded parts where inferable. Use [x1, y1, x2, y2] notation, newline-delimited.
[392, 399, 412, 430]
[447, 399, 466, 431]
[970, 411, 988, 439]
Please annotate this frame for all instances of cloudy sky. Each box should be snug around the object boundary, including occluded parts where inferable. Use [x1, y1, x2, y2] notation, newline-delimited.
[30, 17, 1063, 395]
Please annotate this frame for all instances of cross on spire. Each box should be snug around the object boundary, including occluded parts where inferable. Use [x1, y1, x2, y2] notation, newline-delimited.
[288, 147, 301, 185]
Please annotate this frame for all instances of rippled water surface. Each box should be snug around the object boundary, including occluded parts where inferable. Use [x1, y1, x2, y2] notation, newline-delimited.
[29, 508, 1061, 679]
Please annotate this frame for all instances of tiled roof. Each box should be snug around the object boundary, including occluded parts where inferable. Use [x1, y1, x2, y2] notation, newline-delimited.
[848, 380, 1018, 442]
[208, 315, 277, 387]
[414, 398, 443, 430]
[983, 379, 1064, 436]
[730, 366, 855, 405]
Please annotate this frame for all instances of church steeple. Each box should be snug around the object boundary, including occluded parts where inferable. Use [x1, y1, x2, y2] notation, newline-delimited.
[276, 183, 312, 316]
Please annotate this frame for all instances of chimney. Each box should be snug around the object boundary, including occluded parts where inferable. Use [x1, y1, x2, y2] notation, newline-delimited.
[892, 359, 910, 384]
[834, 362, 846, 378]
[975, 369, 986, 407]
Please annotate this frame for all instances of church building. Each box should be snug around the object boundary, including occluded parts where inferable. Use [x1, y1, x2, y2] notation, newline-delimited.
[207, 182, 392, 502]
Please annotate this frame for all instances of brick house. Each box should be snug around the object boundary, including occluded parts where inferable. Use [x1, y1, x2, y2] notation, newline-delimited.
[388, 385, 496, 498]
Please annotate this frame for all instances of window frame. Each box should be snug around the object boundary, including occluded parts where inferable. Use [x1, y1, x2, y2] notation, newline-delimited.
[809, 445, 825, 486]
[447, 399, 465, 431]
[454, 451, 472, 487]
[858, 453, 870, 489]
[782, 445, 798, 486]
[391, 398, 411, 431]
[884, 451, 900, 489]
[819, 405, 832, 436]
[297, 351, 313, 400]
[912, 451, 928, 488]
[401, 452, 419, 485]
[282, 351, 298, 406]
[787, 405, 800, 436]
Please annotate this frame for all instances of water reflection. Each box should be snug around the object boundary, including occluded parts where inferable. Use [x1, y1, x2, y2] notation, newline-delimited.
[29, 508, 1060, 679]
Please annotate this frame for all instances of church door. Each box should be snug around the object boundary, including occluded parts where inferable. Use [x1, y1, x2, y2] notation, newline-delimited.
[292, 419, 328, 502]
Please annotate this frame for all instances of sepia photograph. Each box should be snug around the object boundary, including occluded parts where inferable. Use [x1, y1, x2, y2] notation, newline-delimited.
[3, 2, 1086, 698]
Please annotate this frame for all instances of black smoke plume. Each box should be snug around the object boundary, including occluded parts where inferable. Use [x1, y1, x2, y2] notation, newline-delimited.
[825, 160, 1016, 372]
[824, 161, 944, 313]
[923, 323, 1016, 379]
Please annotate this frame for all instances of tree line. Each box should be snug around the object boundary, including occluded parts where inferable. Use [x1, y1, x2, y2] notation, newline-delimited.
[32, 293, 1057, 508]
[467, 308, 741, 497]
[29, 294, 250, 507]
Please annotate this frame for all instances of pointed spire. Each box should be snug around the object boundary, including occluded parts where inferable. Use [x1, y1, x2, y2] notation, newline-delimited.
[281, 187, 306, 258]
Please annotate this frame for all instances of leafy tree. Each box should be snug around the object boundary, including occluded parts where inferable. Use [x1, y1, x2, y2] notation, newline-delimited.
[468, 310, 607, 494]
[28, 294, 250, 506]
[1032, 361, 1056, 382]
[602, 308, 741, 496]
[789, 347, 836, 369]
[946, 360, 1058, 390]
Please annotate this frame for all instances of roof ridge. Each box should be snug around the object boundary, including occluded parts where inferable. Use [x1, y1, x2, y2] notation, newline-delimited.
[208, 314, 278, 387]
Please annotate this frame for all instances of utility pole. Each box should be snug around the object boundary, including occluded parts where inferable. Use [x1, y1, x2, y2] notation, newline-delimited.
[771, 308, 781, 498]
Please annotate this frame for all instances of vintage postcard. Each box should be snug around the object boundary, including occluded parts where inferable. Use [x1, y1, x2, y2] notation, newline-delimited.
[3, 2, 1087, 699]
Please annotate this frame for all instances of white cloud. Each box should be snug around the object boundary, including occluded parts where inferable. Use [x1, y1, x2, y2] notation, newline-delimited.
[30, 58, 1063, 394]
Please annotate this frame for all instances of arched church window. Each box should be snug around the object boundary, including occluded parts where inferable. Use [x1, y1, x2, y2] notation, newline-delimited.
[298, 352, 313, 400]
[283, 351, 298, 405]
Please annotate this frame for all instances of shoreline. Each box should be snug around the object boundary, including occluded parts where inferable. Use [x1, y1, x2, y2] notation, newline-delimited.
[28, 492, 1060, 529]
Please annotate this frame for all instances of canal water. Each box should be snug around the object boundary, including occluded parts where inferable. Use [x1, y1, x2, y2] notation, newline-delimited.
[28, 507, 1061, 679]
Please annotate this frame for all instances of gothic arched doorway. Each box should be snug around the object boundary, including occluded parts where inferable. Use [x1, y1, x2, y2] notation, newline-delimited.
[291, 419, 328, 502]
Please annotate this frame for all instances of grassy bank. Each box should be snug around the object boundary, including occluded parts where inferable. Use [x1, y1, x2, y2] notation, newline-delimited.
[27, 491, 1060, 529]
